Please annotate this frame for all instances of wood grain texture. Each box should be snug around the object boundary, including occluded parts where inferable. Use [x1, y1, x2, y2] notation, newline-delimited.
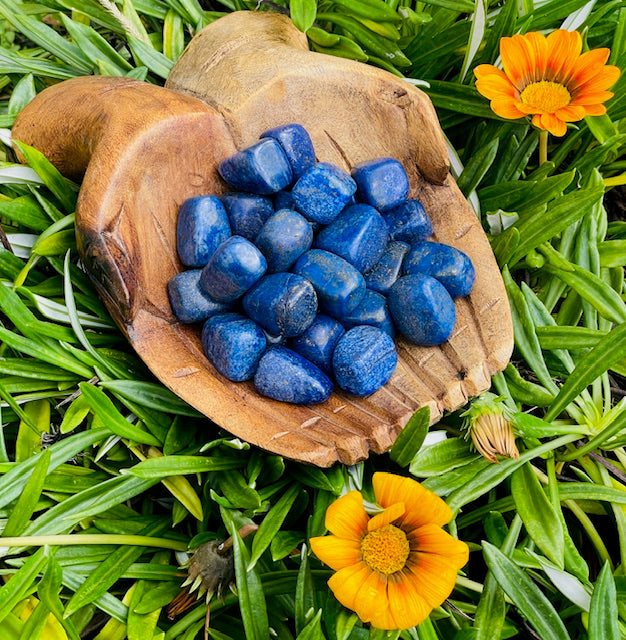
[12, 12, 513, 467]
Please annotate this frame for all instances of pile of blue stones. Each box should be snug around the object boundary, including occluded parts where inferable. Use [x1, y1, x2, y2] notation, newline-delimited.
[168, 124, 475, 405]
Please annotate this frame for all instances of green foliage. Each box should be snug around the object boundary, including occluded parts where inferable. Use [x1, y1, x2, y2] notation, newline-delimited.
[0, 0, 624, 638]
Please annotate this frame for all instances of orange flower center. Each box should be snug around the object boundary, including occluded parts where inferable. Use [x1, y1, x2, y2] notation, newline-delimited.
[360, 524, 410, 575]
[519, 81, 571, 113]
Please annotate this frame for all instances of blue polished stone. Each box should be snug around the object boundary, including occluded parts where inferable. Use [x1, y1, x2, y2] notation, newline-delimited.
[291, 314, 345, 374]
[176, 196, 231, 267]
[199, 236, 267, 303]
[405, 241, 475, 298]
[167, 269, 230, 324]
[388, 274, 456, 346]
[243, 272, 318, 338]
[341, 289, 395, 336]
[384, 199, 433, 244]
[314, 204, 389, 273]
[292, 249, 365, 318]
[218, 138, 292, 194]
[365, 240, 410, 295]
[273, 190, 295, 210]
[201, 313, 267, 381]
[260, 123, 316, 181]
[351, 157, 410, 212]
[254, 346, 333, 404]
[255, 209, 313, 272]
[291, 162, 357, 224]
[221, 193, 274, 241]
[332, 325, 397, 397]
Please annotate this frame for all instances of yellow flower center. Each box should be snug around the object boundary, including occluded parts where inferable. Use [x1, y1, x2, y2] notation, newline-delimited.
[519, 81, 571, 113]
[360, 524, 410, 575]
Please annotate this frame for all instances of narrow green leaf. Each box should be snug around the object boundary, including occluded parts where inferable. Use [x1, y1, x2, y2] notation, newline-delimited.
[589, 562, 619, 640]
[409, 437, 477, 477]
[128, 455, 241, 478]
[482, 542, 571, 640]
[249, 483, 301, 569]
[457, 138, 498, 196]
[545, 323, 626, 422]
[0, 549, 47, 622]
[295, 544, 317, 635]
[447, 434, 578, 513]
[12, 141, 78, 213]
[221, 507, 269, 640]
[389, 406, 429, 468]
[64, 520, 168, 618]
[2, 448, 50, 537]
[99, 380, 201, 417]
[128, 36, 173, 78]
[290, 0, 317, 32]
[503, 267, 558, 392]
[38, 555, 80, 640]
[511, 463, 564, 568]
[0, 428, 110, 510]
[79, 382, 161, 446]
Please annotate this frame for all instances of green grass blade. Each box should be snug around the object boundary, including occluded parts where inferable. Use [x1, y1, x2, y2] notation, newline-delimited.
[482, 542, 571, 640]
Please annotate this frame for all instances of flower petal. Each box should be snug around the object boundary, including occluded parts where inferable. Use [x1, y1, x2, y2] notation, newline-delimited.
[500, 34, 537, 89]
[368, 502, 405, 531]
[353, 570, 390, 624]
[570, 90, 614, 106]
[555, 105, 586, 122]
[372, 472, 452, 530]
[403, 552, 460, 608]
[325, 491, 368, 540]
[581, 103, 607, 116]
[539, 112, 567, 137]
[385, 573, 433, 630]
[545, 29, 582, 84]
[490, 96, 527, 120]
[327, 561, 371, 611]
[574, 66, 621, 97]
[567, 48, 611, 88]
[310, 535, 362, 571]
[474, 65, 516, 100]
[525, 31, 549, 79]
[408, 523, 470, 567]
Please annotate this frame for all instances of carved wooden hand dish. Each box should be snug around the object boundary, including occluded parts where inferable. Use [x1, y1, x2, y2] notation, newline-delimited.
[12, 11, 513, 467]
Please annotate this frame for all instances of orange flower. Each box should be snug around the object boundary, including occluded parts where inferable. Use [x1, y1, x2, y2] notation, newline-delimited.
[474, 30, 621, 136]
[309, 472, 469, 630]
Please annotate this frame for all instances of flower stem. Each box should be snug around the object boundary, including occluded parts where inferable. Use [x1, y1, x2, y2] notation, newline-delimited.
[0, 534, 188, 550]
[539, 130, 549, 165]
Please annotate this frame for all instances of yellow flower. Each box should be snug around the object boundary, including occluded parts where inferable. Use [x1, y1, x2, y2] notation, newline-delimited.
[309, 472, 469, 630]
[474, 30, 621, 136]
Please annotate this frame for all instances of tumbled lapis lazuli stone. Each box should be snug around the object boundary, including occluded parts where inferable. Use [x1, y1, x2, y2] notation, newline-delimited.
[199, 236, 267, 303]
[341, 289, 395, 336]
[255, 209, 313, 272]
[254, 346, 333, 404]
[176, 196, 231, 267]
[291, 314, 345, 374]
[218, 138, 292, 195]
[365, 240, 410, 295]
[384, 199, 433, 244]
[243, 272, 318, 338]
[404, 241, 475, 298]
[221, 193, 274, 241]
[202, 313, 267, 382]
[314, 203, 389, 274]
[167, 270, 230, 324]
[291, 162, 357, 224]
[388, 274, 456, 346]
[333, 325, 397, 397]
[292, 249, 365, 319]
[260, 124, 316, 181]
[351, 157, 410, 212]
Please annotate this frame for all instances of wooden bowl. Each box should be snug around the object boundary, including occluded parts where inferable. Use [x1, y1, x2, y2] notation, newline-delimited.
[12, 12, 513, 467]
